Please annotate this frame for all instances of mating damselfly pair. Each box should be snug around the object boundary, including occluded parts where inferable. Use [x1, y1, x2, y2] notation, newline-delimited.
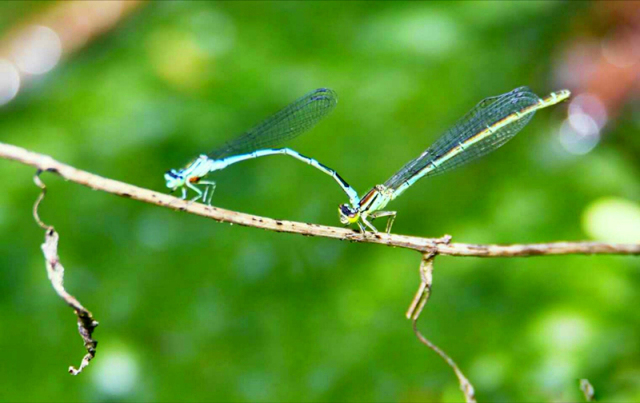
[165, 86, 570, 233]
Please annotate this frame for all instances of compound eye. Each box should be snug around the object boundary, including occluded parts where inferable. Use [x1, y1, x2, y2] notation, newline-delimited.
[339, 204, 359, 219]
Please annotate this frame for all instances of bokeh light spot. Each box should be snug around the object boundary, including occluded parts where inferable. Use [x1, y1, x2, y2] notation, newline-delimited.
[92, 349, 139, 397]
[10, 25, 62, 75]
[147, 29, 210, 91]
[534, 356, 576, 391]
[189, 9, 236, 57]
[582, 197, 640, 243]
[536, 313, 591, 353]
[0, 59, 20, 106]
[569, 93, 608, 129]
[558, 114, 600, 155]
[356, 9, 460, 58]
[601, 32, 640, 69]
[396, 13, 459, 56]
[469, 354, 508, 390]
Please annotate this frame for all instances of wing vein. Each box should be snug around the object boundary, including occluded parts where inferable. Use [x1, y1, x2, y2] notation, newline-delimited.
[384, 86, 542, 191]
[209, 88, 337, 159]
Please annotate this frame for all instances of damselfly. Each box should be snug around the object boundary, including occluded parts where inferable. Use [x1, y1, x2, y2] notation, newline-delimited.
[165, 88, 360, 207]
[338, 86, 571, 233]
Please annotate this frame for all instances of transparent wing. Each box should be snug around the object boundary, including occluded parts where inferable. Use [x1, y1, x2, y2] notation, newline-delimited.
[384, 87, 541, 190]
[209, 88, 337, 159]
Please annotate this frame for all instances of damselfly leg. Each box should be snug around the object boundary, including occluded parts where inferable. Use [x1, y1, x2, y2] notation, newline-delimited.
[370, 210, 397, 234]
[360, 215, 379, 233]
[185, 181, 204, 203]
[200, 181, 217, 205]
[182, 181, 217, 205]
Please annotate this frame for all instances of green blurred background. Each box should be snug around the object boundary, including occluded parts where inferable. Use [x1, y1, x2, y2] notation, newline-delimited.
[0, 1, 639, 402]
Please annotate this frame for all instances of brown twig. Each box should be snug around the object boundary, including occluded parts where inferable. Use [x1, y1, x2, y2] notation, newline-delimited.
[406, 253, 476, 403]
[406, 253, 436, 320]
[408, 254, 476, 402]
[33, 170, 98, 375]
[2, 142, 639, 257]
[412, 320, 476, 403]
[3, 140, 636, 390]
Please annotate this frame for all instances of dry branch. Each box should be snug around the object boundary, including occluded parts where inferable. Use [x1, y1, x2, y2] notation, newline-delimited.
[2, 141, 639, 257]
[2, 140, 638, 395]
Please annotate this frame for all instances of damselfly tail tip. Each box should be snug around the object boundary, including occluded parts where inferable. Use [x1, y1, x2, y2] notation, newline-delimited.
[540, 89, 571, 107]
[551, 89, 571, 103]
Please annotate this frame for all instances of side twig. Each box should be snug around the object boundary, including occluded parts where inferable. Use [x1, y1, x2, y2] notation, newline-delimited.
[33, 171, 98, 375]
[409, 254, 476, 403]
[406, 253, 436, 320]
[2, 142, 639, 257]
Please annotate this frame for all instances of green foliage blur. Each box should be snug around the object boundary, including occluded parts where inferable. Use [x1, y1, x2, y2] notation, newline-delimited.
[1, 2, 639, 402]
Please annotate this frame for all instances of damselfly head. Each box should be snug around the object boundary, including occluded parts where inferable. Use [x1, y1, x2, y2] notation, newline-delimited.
[164, 169, 184, 190]
[338, 204, 359, 225]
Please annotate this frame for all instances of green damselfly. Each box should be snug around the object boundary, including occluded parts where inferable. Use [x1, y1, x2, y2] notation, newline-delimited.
[165, 88, 360, 207]
[338, 86, 571, 233]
